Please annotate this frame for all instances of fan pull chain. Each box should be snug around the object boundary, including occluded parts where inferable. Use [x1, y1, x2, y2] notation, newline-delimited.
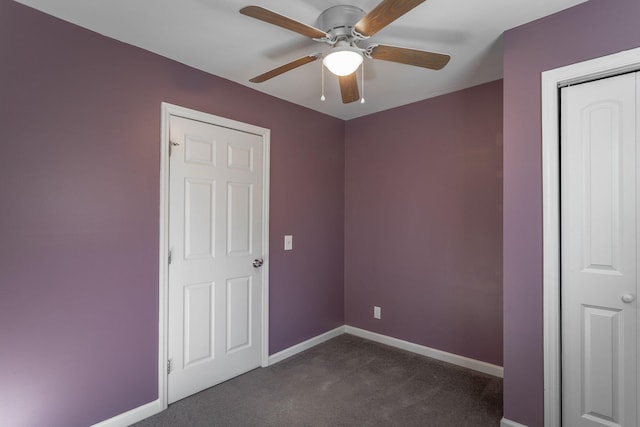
[320, 61, 326, 102]
[360, 62, 365, 104]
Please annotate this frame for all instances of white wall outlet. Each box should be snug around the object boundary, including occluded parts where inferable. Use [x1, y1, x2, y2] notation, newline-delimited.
[374, 306, 381, 319]
[284, 235, 293, 251]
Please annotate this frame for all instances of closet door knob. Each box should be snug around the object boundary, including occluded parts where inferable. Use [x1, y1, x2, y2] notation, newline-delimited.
[621, 294, 636, 303]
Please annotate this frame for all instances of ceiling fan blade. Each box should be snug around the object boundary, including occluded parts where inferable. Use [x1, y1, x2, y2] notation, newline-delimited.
[354, 0, 426, 38]
[369, 44, 450, 70]
[249, 55, 319, 83]
[339, 72, 360, 104]
[240, 6, 328, 39]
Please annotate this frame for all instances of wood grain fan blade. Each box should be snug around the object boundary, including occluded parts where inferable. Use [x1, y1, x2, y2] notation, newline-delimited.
[370, 44, 450, 70]
[240, 6, 328, 39]
[354, 0, 426, 37]
[339, 72, 360, 104]
[249, 55, 319, 83]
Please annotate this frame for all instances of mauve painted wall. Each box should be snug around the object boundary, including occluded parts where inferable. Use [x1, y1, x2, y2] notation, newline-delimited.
[503, 0, 640, 425]
[344, 80, 503, 366]
[0, 1, 344, 426]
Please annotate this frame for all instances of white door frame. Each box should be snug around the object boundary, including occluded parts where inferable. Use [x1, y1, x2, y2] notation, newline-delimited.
[541, 47, 640, 427]
[158, 102, 270, 410]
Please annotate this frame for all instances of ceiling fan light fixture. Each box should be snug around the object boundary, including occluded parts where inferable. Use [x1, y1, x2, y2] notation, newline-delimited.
[323, 45, 363, 76]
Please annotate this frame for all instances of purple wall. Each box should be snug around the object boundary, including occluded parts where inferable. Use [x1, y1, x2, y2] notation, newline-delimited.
[503, 0, 640, 425]
[345, 80, 503, 366]
[0, 1, 344, 425]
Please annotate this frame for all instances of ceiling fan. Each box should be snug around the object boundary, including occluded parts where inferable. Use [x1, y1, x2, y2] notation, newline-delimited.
[240, 0, 451, 104]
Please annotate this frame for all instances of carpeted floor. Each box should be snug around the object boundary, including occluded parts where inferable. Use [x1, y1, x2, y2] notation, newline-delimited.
[133, 334, 503, 426]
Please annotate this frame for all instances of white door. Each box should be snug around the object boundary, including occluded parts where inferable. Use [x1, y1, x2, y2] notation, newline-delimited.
[167, 114, 265, 403]
[561, 72, 639, 426]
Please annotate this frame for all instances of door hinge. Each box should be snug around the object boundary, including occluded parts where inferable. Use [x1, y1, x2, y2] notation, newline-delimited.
[169, 140, 180, 156]
[167, 358, 173, 374]
[168, 249, 172, 265]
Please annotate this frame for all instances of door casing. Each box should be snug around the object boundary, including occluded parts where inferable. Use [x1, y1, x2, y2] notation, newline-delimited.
[158, 102, 270, 410]
[541, 47, 640, 427]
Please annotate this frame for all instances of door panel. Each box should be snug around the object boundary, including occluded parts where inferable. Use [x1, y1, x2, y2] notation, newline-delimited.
[168, 115, 264, 404]
[184, 178, 215, 259]
[581, 305, 621, 421]
[184, 282, 214, 366]
[561, 72, 638, 426]
[227, 182, 252, 255]
[227, 276, 252, 352]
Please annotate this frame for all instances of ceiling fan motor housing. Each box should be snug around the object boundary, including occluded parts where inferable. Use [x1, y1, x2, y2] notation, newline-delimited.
[317, 5, 365, 42]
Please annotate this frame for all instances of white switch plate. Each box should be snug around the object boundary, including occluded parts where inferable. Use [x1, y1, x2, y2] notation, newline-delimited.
[284, 235, 293, 251]
[374, 306, 381, 319]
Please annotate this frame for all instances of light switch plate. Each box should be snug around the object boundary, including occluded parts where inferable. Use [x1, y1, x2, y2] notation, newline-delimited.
[284, 235, 293, 251]
[374, 306, 381, 319]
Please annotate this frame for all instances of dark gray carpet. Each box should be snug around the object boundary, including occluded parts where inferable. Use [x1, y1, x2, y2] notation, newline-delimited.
[133, 334, 503, 426]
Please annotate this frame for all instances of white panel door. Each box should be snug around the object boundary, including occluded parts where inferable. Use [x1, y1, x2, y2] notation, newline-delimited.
[168, 115, 264, 404]
[561, 72, 638, 426]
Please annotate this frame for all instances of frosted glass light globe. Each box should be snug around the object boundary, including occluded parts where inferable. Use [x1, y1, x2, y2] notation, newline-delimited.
[323, 47, 363, 76]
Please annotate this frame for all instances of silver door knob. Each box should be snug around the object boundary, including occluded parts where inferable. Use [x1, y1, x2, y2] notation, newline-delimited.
[621, 294, 636, 303]
[253, 258, 264, 268]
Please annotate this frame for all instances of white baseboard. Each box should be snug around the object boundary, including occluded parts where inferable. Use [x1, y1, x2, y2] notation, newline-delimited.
[501, 418, 528, 427]
[344, 326, 504, 378]
[268, 326, 346, 365]
[91, 399, 163, 427]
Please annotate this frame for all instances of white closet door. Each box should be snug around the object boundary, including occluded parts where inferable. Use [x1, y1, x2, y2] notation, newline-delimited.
[561, 72, 638, 426]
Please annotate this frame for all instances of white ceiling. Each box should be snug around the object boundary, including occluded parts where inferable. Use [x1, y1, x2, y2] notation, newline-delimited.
[15, 0, 588, 120]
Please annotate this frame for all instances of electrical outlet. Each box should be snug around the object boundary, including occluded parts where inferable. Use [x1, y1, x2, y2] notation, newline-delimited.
[284, 235, 293, 251]
[374, 306, 381, 319]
